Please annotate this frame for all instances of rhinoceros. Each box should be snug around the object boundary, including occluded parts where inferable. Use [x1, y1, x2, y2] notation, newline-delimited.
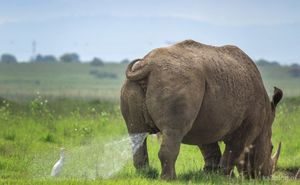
[120, 40, 282, 180]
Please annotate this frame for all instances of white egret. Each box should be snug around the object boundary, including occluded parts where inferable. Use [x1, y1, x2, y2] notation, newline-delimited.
[51, 147, 65, 177]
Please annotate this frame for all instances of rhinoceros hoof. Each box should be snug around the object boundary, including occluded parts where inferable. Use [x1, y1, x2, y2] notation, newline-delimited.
[161, 173, 176, 180]
[203, 165, 220, 172]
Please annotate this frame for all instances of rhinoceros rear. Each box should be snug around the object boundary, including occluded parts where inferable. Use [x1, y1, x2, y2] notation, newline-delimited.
[121, 40, 282, 179]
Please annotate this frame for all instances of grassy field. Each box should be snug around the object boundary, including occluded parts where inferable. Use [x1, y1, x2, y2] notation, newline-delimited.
[0, 63, 300, 184]
[0, 63, 300, 100]
[0, 63, 126, 101]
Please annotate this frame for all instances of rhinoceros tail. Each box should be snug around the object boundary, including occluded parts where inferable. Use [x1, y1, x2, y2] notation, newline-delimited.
[126, 59, 151, 81]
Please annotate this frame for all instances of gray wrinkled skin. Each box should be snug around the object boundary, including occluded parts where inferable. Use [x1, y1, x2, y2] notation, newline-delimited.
[120, 40, 283, 180]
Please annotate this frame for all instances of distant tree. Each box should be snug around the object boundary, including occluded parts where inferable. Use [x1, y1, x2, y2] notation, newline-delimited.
[256, 59, 280, 67]
[291, 63, 300, 68]
[90, 57, 104, 66]
[43, 55, 57, 63]
[60, 53, 80, 63]
[1, 53, 17, 63]
[34, 54, 43, 62]
[33, 54, 57, 63]
[288, 65, 300, 77]
[270, 61, 280, 66]
[120, 59, 130, 64]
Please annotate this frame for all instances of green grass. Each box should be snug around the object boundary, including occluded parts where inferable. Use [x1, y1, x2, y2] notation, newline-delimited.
[0, 97, 299, 184]
[0, 62, 299, 184]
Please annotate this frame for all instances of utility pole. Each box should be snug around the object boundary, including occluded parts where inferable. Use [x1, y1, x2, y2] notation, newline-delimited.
[31, 40, 36, 62]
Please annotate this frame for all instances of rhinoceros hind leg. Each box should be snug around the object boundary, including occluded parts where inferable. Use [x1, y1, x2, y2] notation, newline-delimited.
[158, 129, 184, 180]
[121, 81, 150, 170]
[133, 137, 149, 170]
[198, 142, 221, 172]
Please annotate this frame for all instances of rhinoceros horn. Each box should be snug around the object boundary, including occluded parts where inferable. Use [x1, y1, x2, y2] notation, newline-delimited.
[272, 142, 281, 172]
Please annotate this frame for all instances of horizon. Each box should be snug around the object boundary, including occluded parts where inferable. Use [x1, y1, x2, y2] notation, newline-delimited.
[0, 51, 297, 66]
[1, 0, 300, 64]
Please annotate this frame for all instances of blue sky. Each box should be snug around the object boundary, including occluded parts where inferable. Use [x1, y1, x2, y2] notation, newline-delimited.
[0, 0, 300, 64]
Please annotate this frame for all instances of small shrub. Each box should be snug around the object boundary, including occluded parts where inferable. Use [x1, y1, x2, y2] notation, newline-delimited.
[89, 70, 118, 79]
[90, 57, 104, 66]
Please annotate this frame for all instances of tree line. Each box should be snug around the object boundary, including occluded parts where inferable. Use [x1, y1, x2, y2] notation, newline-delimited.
[0, 53, 130, 65]
[256, 59, 300, 77]
[1, 53, 299, 77]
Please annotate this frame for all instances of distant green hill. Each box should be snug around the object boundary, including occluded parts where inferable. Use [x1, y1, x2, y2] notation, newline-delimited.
[0, 63, 299, 101]
[258, 65, 300, 97]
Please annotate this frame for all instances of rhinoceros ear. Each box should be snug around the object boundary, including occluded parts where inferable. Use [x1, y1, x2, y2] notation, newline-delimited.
[271, 87, 283, 109]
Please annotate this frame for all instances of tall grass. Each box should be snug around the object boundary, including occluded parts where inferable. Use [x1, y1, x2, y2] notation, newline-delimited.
[0, 96, 299, 184]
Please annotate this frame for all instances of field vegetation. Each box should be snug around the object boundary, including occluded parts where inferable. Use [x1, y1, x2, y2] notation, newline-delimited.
[0, 62, 299, 184]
